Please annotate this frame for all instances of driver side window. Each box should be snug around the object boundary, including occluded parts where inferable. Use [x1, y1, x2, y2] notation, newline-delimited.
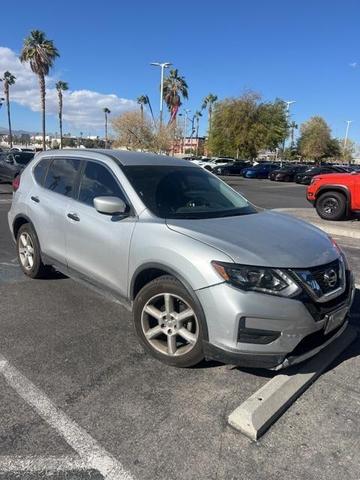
[78, 161, 126, 207]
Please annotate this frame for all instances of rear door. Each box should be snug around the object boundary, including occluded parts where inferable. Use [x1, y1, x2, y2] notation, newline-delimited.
[28, 157, 82, 266]
[64, 159, 137, 297]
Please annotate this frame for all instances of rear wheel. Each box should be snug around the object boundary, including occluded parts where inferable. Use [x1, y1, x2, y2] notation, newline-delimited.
[316, 191, 347, 220]
[133, 275, 205, 367]
[16, 223, 47, 278]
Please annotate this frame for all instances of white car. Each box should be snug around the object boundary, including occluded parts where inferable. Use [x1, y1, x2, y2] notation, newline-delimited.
[196, 158, 235, 171]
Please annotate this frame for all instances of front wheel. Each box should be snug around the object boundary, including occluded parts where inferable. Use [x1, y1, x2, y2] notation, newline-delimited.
[133, 275, 205, 367]
[316, 192, 347, 221]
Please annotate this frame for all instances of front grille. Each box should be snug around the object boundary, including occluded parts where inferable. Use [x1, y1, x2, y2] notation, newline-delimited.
[309, 260, 341, 294]
[292, 258, 344, 301]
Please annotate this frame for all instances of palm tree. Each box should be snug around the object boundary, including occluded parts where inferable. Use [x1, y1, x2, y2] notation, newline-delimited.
[20, 30, 59, 151]
[193, 110, 202, 155]
[103, 108, 111, 148]
[137, 95, 149, 122]
[163, 69, 188, 124]
[55, 81, 68, 149]
[201, 93, 218, 134]
[2, 71, 16, 148]
[289, 121, 298, 148]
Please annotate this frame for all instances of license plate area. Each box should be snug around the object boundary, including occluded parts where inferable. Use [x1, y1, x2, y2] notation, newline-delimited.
[324, 307, 348, 335]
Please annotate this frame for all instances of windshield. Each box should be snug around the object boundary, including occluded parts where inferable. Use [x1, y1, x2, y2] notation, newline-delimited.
[123, 165, 257, 219]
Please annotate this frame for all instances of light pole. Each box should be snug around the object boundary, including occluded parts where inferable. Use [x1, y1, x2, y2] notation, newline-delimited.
[183, 109, 191, 154]
[344, 120, 352, 149]
[150, 62, 172, 128]
[281, 100, 296, 162]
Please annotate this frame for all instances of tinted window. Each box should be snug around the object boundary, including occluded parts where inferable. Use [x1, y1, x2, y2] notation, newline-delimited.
[44, 158, 81, 197]
[79, 161, 126, 206]
[123, 165, 256, 219]
[14, 152, 34, 165]
[33, 158, 52, 186]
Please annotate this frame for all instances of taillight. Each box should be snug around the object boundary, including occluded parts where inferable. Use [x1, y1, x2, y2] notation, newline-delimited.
[12, 175, 20, 192]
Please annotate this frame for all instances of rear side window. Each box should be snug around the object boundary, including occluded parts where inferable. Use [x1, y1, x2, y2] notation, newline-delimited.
[44, 158, 81, 197]
[78, 161, 126, 207]
[33, 158, 52, 186]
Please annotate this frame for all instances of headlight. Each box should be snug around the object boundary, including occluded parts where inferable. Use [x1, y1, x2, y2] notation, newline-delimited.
[212, 261, 301, 297]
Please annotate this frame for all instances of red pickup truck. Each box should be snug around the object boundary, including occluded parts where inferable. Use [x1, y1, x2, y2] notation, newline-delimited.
[306, 172, 360, 220]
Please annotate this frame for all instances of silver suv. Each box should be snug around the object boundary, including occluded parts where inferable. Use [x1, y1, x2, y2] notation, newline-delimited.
[8, 150, 355, 369]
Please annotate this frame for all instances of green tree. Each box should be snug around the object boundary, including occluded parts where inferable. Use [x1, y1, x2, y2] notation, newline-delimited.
[20, 30, 59, 151]
[137, 95, 149, 122]
[103, 107, 111, 148]
[2, 71, 16, 148]
[163, 68, 188, 124]
[201, 93, 218, 134]
[208, 92, 287, 158]
[339, 138, 355, 163]
[297, 116, 337, 163]
[55, 80, 68, 149]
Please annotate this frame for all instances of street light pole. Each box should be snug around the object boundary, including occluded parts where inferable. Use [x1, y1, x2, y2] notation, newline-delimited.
[150, 62, 172, 128]
[344, 120, 352, 149]
[281, 100, 295, 163]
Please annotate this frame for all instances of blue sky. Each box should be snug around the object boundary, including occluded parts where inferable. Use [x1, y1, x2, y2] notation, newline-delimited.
[1, 0, 360, 141]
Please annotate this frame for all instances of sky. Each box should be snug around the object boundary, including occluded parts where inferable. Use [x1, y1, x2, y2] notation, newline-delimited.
[1, 0, 360, 141]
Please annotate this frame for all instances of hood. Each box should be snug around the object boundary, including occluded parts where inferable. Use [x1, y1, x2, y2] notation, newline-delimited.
[166, 211, 338, 268]
[315, 172, 356, 181]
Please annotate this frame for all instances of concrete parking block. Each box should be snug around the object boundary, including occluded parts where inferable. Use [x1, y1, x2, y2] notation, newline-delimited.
[228, 325, 358, 441]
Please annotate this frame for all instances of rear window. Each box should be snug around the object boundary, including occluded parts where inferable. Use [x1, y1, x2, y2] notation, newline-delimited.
[44, 158, 81, 197]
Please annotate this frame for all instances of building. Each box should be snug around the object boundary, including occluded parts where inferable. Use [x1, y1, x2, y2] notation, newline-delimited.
[171, 136, 206, 156]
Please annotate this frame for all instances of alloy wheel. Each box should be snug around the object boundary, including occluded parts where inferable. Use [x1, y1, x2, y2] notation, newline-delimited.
[18, 232, 35, 270]
[141, 293, 199, 357]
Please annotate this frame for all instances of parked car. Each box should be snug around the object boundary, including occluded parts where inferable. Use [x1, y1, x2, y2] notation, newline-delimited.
[307, 171, 360, 220]
[213, 161, 250, 176]
[8, 150, 355, 369]
[269, 165, 307, 182]
[198, 157, 235, 171]
[0, 151, 35, 182]
[242, 163, 279, 178]
[294, 166, 348, 185]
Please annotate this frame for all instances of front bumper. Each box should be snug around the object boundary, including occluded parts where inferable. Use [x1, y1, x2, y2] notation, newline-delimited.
[198, 270, 355, 370]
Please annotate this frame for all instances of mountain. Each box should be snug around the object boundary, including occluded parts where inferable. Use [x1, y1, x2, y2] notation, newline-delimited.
[0, 127, 35, 135]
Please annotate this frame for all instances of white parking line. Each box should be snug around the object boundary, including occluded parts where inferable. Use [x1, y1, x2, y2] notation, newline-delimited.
[0, 354, 134, 480]
[0, 455, 87, 473]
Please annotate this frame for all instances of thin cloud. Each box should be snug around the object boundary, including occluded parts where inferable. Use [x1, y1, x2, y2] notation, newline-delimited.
[349, 62, 358, 68]
[0, 46, 137, 130]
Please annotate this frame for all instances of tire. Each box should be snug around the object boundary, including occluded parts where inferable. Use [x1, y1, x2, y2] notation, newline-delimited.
[133, 275, 205, 367]
[204, 165, 212, 171]
[315, 191, 347, 221]
[16, 223, 48, 278]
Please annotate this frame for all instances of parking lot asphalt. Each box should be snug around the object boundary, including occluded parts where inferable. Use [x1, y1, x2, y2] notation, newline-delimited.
[0, 181, 360, 480]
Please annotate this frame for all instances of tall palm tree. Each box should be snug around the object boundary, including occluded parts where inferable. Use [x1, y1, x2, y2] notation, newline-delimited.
[55, 80, 68, 149]
[289, 120, 298, 148]
[193, 110, 202, 155]
[201, 93, 218, 134]
[20, 30, 59, 151]
[163, 69, 188, 124]
[104, 108, 111, 148]
[2, 71, 16, 148]
[137, 95, 149, 122]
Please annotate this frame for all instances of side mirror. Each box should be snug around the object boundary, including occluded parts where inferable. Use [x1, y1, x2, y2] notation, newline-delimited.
[93, 196, 129, 215]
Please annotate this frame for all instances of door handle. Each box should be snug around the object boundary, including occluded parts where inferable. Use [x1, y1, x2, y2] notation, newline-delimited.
[67, 213, 80, 222]
[31, 196, 40, 203]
